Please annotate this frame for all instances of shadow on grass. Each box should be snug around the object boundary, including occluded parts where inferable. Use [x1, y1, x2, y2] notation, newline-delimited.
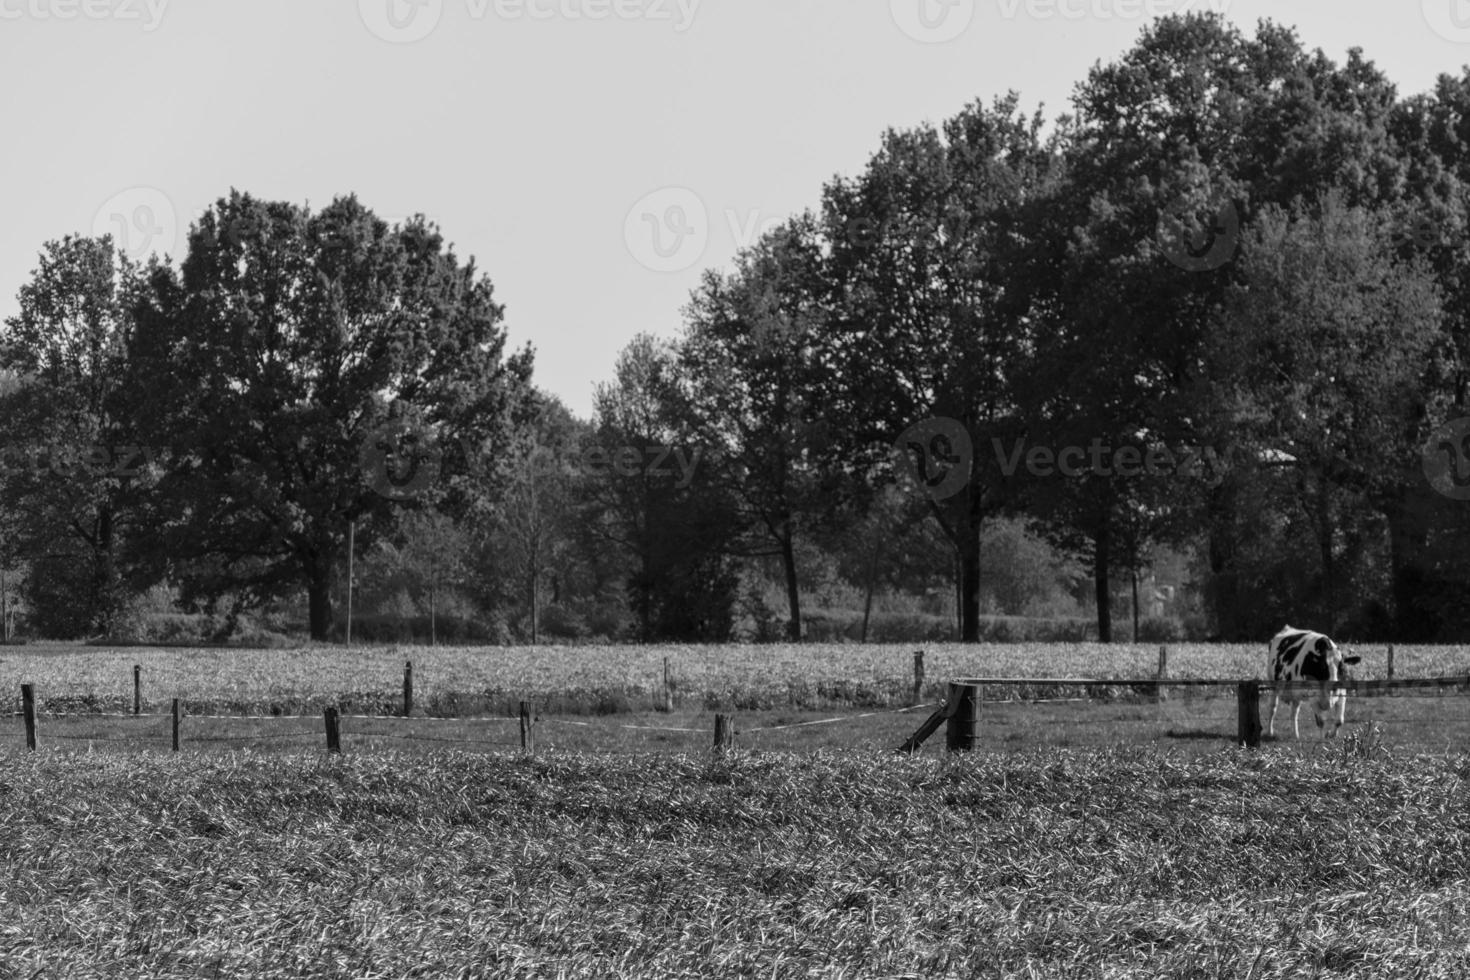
[1163, 728, 1234, 741]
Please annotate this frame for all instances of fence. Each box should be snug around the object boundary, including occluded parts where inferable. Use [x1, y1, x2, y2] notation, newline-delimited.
[9, 650, 1469, 756]
[6, 658, 943, 757]
[899, 673, 1470, 753]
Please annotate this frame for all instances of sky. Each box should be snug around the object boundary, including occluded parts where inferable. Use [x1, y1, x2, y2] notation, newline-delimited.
[3, 0, 1469, 419]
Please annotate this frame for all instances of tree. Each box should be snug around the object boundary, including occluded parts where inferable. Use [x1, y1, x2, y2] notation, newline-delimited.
[128, 191, 533, 640]
[1206, 193, 1443, 632]
[488, 396, 580, 643]
[367, 509, 470, 645]
[820, 93, 1060, 643]
[584, 334, 741, 642]
[673, 216, 830, 641]
[0, 235, 155, 636]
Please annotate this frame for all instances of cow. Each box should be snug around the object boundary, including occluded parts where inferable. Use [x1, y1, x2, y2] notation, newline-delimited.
[1266, 626, 1361, 740]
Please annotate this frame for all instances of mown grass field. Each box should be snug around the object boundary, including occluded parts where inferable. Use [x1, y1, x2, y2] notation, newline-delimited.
[3, 747, 1469, 978]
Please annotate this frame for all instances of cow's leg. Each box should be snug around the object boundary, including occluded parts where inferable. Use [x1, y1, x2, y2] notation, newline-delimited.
[1291, 700, 1302, 740]
[1266, 688, 1280, 737]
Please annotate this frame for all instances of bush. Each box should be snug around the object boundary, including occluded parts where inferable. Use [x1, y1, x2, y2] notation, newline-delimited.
[1135, 616, 1187, 643]
[538, 604, 586, 640]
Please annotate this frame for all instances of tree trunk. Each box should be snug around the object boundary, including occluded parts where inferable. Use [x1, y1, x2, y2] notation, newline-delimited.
[1094, 521, 1112, 643]
[1317, 477, 1336, 633]
[953, 550, 962, 641]
[430, 586, 437, 647]
[1385, 488, 1431, 640]
[780, 527, 802, 642]
[861, 535, 880, 644]
[959, 519, 981, 644]
[529, 568, 538, 645]
[1131, 565, 1139, 643]
[93, 506, 117, 636]
[307, 555, 334, 642]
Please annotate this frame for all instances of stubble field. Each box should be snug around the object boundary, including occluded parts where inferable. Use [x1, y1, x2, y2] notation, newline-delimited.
[3, 641, 1470, 977]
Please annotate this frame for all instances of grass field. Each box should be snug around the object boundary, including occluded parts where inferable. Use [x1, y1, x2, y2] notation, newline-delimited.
[3, 640, 1465, 717]
[5, 643, 1470, 976]
[4, 641, 1470, 759]
[3, 746, 1469, 978]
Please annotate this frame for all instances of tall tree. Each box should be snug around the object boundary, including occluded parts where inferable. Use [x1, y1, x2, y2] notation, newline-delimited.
[585, 334, 741, 642]
[1207, 193, 1443, 632]
[820, 93, 1060, 643]
[673, 216, 830, 641]
[0, 235, 154, 636]
[129, 191, 533, 640]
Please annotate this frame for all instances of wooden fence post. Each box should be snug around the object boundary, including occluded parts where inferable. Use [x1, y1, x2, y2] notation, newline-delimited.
[324, 706, 341, 754]
[21, 683, 35, 751]
[1387, 645, 1394, 682]
[171, 698, 181, 752]
[1156, 646, 1168, 704]
[945, 682, 979, 753]
[133, 664, 141, 715]
[662, 657, 673, 712]
[519, 701, 534, 753]
[403, 661, 413, 717]
[912, 651, 925, 705]
[713, 713, 732, 755]
[1237, 680, 1261, 749]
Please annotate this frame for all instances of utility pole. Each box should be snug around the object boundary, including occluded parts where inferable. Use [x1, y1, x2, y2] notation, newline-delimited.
[346, 519, 355, 646]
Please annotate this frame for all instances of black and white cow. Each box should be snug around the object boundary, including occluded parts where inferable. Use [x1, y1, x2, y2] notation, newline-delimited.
[1267, 626, 1361, 740]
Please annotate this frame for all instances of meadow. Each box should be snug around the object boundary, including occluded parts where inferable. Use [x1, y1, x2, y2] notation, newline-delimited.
[2, 639, 1462, 717]
[2, 746, 1468, 978]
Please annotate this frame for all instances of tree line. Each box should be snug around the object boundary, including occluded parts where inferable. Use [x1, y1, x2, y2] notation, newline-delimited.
[5, 12, 1470, 644]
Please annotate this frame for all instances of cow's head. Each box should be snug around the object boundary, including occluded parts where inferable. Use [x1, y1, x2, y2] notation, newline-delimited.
[1320, 645, 1362, 736]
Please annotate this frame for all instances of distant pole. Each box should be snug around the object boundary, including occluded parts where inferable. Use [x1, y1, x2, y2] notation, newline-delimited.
[912, 651, 925, 705]
[519, 701, 534, 754]
[345, 520, 355, 646]
[1387, 644, 1395, 682]
[21, 683, 36, 751]
[662, 657, 673, 712]
[1157, 646, 1168, 704]
[171, 698, 181, 752]
[403, 661, 413, 717]
[133, 664, 142, 715]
